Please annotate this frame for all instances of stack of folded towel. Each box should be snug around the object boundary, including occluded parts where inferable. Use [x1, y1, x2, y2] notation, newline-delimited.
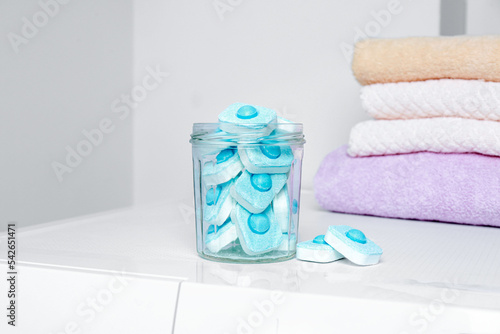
[315, 36, 500, 227]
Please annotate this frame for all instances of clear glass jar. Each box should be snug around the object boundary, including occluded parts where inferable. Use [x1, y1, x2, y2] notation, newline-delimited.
[190, 123, 305, 263]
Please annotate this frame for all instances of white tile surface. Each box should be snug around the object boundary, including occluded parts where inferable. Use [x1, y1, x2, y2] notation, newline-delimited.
[0, 264, 180, 334]
[174, 282, 500, 334]
[1, 191, 500, 332]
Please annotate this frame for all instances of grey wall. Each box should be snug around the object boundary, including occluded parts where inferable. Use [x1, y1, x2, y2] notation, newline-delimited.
[441, 0, 467, 35]
[0, 0, 133, 230]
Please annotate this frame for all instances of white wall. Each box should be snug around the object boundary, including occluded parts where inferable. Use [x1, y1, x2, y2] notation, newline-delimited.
[3, 0, 497, 229]
[0, 0, 133, 229]
[133, 0, 441, 206]
[467, 0, 500, 35]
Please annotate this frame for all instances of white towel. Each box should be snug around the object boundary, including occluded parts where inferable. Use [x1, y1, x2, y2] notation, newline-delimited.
[348, 118, 500, 157]
[361, 79, 500, 121]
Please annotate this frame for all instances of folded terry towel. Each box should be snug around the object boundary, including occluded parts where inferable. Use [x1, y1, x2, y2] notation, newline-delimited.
[352, 36, 500, 86]
[348, 118, 500, 157]
[361, 79, 500, 122]
[314, 146, 500, 227]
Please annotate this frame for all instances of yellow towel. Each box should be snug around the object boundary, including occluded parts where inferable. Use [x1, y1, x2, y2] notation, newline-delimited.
[352, 35, 500, 86]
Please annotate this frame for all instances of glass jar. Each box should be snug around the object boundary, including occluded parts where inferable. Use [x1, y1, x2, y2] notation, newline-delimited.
[190, 122, 305, 263]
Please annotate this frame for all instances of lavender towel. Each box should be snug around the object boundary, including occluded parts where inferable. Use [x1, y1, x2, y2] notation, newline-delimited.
[314, 145, 500, 227]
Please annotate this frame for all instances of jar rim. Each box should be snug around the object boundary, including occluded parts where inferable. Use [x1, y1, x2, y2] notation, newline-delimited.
[190, 122, 305, 146]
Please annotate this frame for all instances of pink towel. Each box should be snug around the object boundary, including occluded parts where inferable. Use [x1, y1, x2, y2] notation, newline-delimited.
[314, 146, 500, 227]
[352, 36, 500, 85]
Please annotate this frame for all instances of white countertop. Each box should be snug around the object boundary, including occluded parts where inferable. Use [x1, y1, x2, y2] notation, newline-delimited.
[2, 190, 500, 333]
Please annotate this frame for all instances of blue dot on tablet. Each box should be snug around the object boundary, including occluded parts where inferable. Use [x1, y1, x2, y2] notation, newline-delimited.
[292, 199, 298, 214]
[260, 145, 281, 159]
[248, 213, 270, 234]
[207, 225, 215, 234]
[346, 229, 367, 244]
[206, 185, 221, 206]
[236, 105, 258, 119]
[313, 235, 327, 244]
[250, 174, 272, 192]
[220, 217, 231, 228]
[216, 149, 235, 164]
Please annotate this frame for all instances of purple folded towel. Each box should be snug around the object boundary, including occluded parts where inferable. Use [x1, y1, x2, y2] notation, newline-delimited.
[314, 145, 500, 227]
